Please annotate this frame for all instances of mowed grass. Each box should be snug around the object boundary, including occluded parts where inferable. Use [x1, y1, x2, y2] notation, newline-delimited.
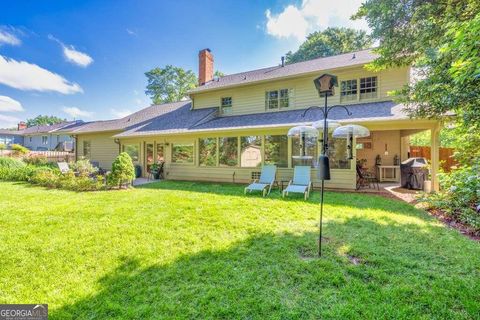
[0, 181, 479, 319]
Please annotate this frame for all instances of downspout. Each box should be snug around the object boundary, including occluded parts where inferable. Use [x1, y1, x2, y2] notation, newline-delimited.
[72, 135, 78, 162]
[114, 138, 121, 154]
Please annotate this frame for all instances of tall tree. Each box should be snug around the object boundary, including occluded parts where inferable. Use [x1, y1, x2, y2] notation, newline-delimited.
[353, 1, 480, 129]
[285, 27, 372, 64]
[145, 65, 197, 105]
[26, 115, 65, 127]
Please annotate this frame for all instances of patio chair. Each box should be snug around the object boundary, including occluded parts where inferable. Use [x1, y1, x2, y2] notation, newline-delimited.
[356, 164, 379, 190]
[244, 165, 277, 197]
[57, 162, 70, 174]
[282, 166, 312, 200]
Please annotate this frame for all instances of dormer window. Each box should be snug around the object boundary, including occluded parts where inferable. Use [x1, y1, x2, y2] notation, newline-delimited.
[265, 88, 290, 110]
[360, 76, 378, 100]
[221, 97, 232, 115]
[340, 79, 358, 102]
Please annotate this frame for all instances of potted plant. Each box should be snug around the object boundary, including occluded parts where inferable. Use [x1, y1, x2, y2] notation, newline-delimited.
[150, 163, 160, 180]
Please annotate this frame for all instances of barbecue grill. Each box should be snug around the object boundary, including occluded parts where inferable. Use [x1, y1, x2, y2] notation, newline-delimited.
[400, 157, 428, 189]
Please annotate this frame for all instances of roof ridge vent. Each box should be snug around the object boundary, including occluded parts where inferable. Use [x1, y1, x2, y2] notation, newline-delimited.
[243, 75, 247, 80]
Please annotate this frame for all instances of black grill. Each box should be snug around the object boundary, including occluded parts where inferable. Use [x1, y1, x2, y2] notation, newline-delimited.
[400, 157, 428, 190]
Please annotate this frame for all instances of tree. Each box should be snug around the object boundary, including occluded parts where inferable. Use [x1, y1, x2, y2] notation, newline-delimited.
[285, 27, 372, 64]
[145, 65, 197, 105]
[214, 70, 225, 78]
[353, 1, 480, 129]
[26, 115, 65, 127]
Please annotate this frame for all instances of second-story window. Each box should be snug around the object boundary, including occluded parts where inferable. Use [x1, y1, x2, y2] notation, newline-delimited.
[265, 89, 290, 110]
[340, 79, 358, 102]
[360, 76, 378, 100]
[41, 136, 48, 144]
[221, 97, 232, 115]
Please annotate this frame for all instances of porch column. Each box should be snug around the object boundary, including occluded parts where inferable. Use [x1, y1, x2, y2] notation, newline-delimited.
[430, 123, 441, 192]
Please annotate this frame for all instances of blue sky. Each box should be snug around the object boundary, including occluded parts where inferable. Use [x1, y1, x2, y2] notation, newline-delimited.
[0, 0, 366, 128]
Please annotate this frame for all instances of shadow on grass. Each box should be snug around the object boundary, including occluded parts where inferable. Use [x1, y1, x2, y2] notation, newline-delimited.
[51, 217, 480, 319]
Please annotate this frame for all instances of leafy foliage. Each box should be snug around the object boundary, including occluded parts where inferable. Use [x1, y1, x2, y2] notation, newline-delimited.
[10, 144, 29, 156]
[0, 143, 6, 150]
[108, 152, 135, 188]
[26, 115, 65, 127]
[69, 159, 98, 176]
[421, 165, 480, 233]
[285, 27, 372, 64]
[145, 65, 197, 104]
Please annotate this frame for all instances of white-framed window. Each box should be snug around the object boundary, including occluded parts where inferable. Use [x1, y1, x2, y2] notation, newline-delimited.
[41, 136, 48, 145]
[265, 88, 291, 110]
[340, 79, 358, 102]
[360, 76, 378, 100]
[221, 97, 232, 115]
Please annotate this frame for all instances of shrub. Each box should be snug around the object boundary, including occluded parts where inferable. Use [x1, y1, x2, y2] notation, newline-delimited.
[69, 159, 98, 176]
[421, 164, 480, 233]
[0, 157, 26, 169]
[30, 168, 61, 188]
[108, 152, 135, 188]
[11, 144, 29, 156]
[23, 155, 57, 168]
[0, 143, 6, 151]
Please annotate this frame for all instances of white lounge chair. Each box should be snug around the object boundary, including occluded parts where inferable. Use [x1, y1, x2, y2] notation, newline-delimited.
[283, 166, 312, 200]
[57, 161, 70, 174]
[244, 165, 277, 197]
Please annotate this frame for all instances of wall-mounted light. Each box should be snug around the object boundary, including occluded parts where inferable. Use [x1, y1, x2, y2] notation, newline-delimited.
[384, 143, 389, 156]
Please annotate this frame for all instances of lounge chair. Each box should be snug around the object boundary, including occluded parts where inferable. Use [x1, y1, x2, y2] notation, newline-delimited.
[283, 166, 312, 200]
[57, 161, 70, 174]
[244, 165, 277, 197]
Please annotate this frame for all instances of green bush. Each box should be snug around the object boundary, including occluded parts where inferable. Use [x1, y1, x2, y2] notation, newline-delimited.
[11, 144, 29, 156]
[0, 143, 6, 151]
[421, 164, 480, 232]
[23, 156, 56, 168]
[0, 157, 26, 169]
[30, 169, 106, 191]
[108, 152, 135, 188]
[69, 159, 98, 176]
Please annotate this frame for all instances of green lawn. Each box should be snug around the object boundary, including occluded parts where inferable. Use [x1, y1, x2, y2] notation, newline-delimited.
[0, 181, 479, 319]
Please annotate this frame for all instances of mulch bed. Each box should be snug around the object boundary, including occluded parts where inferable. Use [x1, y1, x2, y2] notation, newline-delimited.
[427, 208, 480, 242]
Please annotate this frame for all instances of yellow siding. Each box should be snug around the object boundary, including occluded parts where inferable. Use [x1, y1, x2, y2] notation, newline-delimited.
[191, 66, 409, 116]
[357, 130, 402, 171]
[120, 129, 356, 190]
[77, 131, 120, 169]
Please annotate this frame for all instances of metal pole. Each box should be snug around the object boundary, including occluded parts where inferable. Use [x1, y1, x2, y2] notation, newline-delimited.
[319, 93, 328, 257]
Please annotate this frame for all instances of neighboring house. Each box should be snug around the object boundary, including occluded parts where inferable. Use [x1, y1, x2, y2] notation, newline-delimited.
[22, 121, 83, 151]
[0, 129, 24, 147]
[62, 48, 442, 190]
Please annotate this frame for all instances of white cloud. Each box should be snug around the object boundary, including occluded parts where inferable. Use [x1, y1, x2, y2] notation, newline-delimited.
[126, 28, 137, 36]
[0, 56, 83, 94]
[48, 35, 93, 67]
[62, 106, 93, 118]
[0, 30, 21, 46]
[110, 108, 133, 118]
[0, 96, 24, 112]
[0, 114, 21, 128]
[265, 0, 368, 40]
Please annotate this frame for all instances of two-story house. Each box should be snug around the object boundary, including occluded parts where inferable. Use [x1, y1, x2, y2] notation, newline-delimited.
[62, 48, 441, 190]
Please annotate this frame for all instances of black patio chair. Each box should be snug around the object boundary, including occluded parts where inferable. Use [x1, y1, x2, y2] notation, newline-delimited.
[356, 164, 379, 190]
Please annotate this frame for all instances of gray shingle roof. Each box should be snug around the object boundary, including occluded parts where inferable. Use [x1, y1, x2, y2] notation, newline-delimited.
[189, 49, 377, 93]
[20, 121, 83, 135]
[60, 101, 205, 134]
[0, 129, 23, 135]
[113, 100, 409, 138]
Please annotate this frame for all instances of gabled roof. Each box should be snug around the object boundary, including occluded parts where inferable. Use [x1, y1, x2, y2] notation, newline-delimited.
[21, 121, 83, 135]
[189, 49, 378, 94]
[113, 100, 410, 138]
[0, 129, 23, 136]
[60, 100, 217, 135]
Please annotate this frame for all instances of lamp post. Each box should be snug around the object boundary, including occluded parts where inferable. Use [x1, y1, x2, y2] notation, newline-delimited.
[289, 74, 370, 257]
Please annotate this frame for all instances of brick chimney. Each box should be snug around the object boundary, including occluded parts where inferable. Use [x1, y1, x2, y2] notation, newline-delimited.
[198, 48, 214, 85]
[17, 121, 27, 131]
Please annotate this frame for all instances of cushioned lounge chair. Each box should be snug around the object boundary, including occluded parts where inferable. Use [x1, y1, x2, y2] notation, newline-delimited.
[244, 165, 277, 197]
[282, 166, 312, 200]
